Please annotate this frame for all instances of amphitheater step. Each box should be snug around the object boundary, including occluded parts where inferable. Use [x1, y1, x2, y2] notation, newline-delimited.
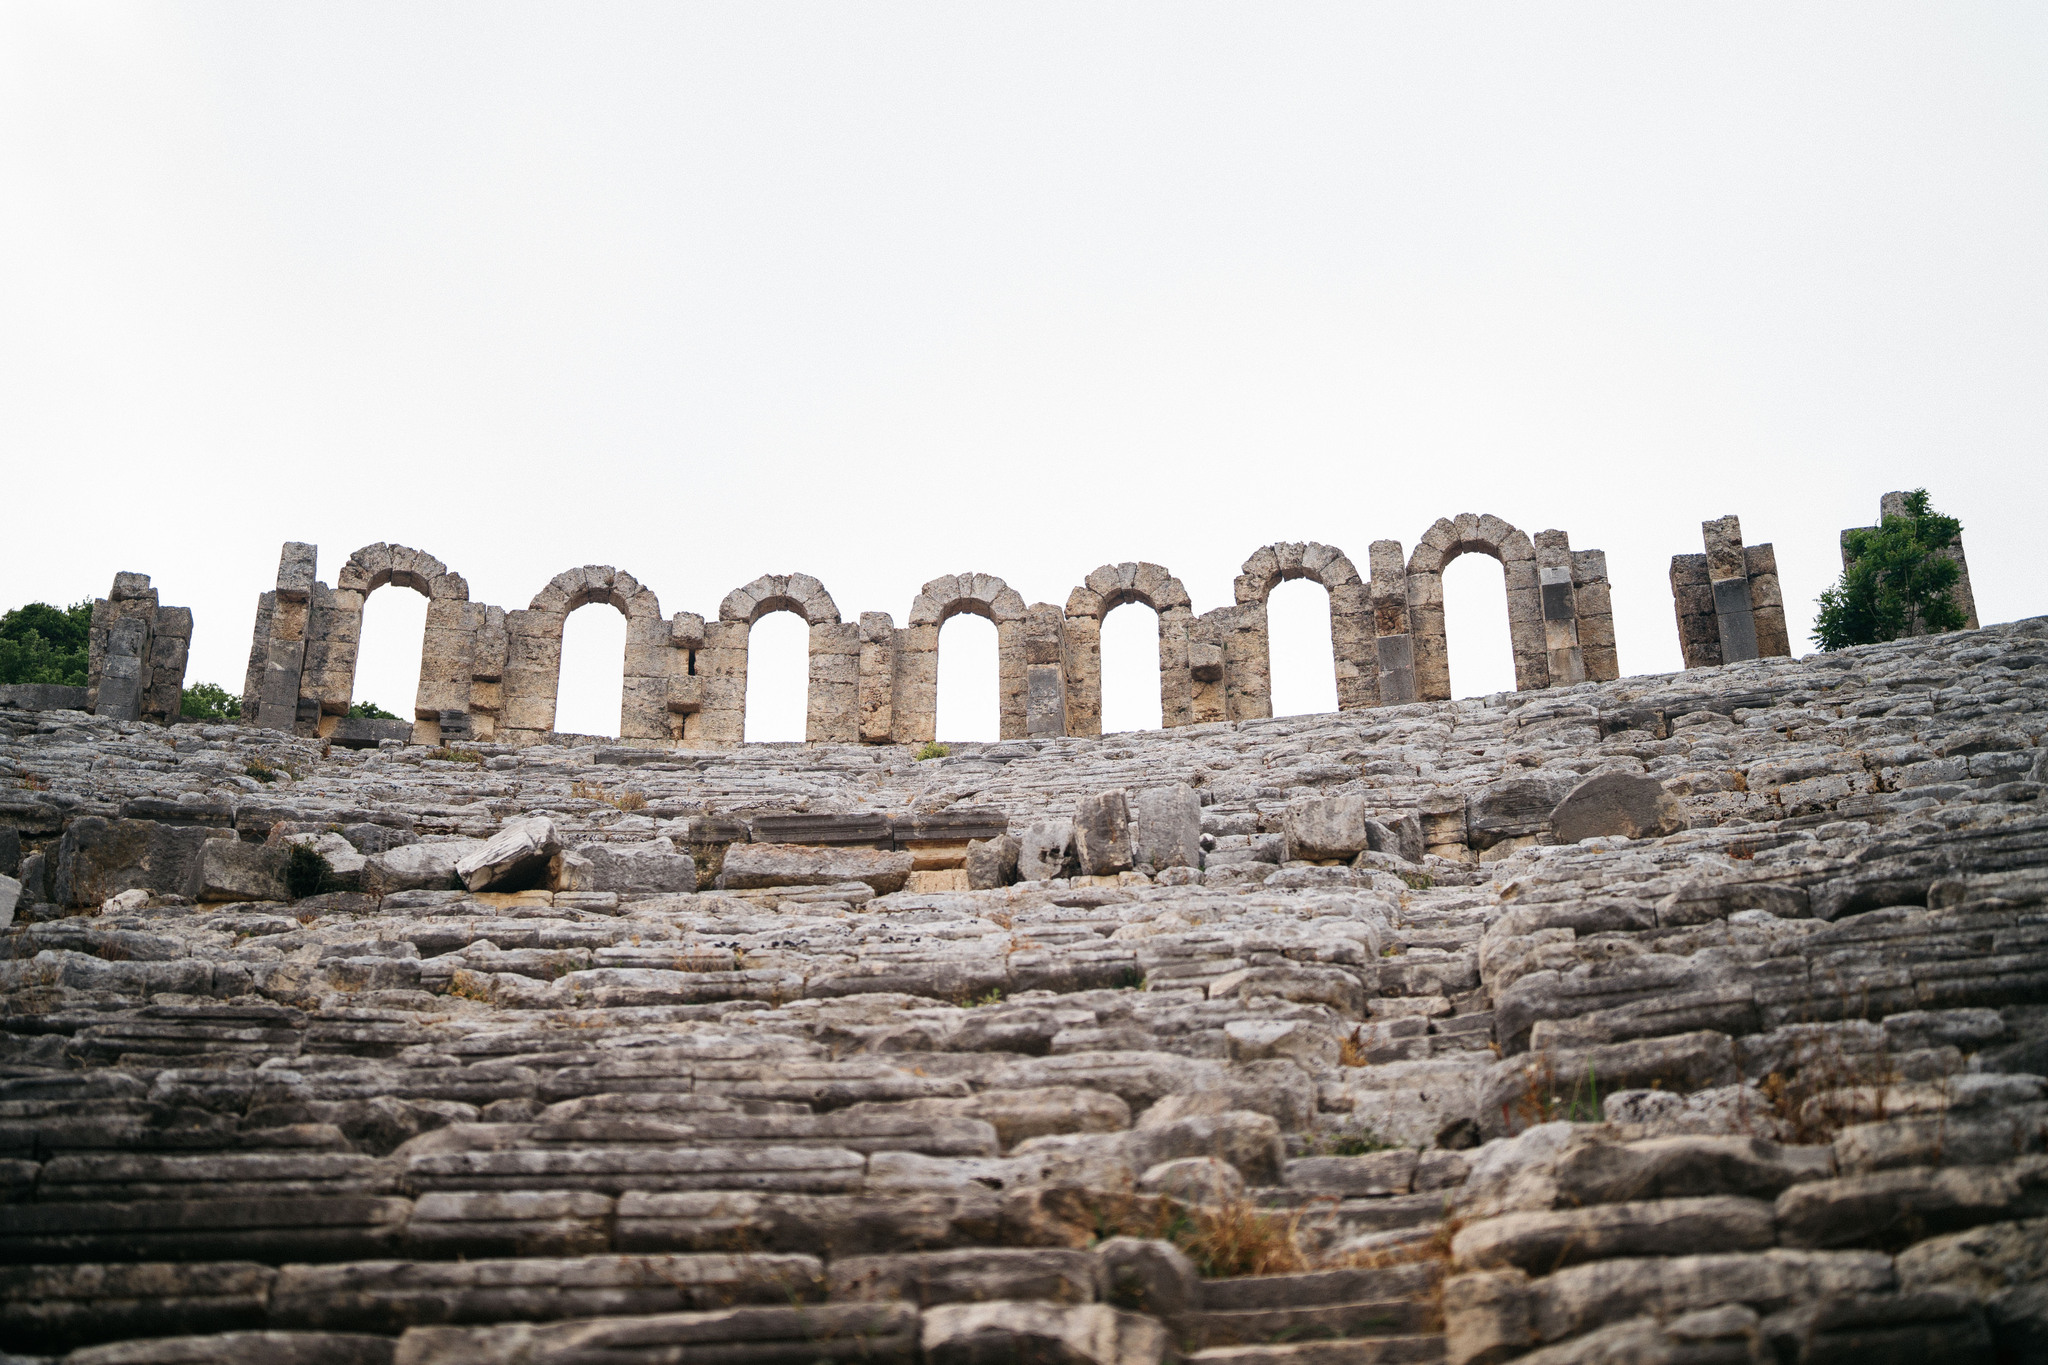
[1185, 1334, 1446, 1364]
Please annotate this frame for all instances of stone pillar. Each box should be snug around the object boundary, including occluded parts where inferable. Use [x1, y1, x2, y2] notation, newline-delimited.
[857, 612, 896, 743]
[1669, 554, 1721, 669]
[1157, 605, 1194, 727]
[1223, 601, 1271, 721]
[468, 605, 508, 739]
[1406, 559, 1450, 702]
[1703, 515, 1760, 664]
[94, 617, 150, 722]
[1533, 530, 1587, 687]
[1369, 540, 1416, 705]
[1674, 516, 1792, 669]
[1189, 608, 1229, 725]
[1059, 607, 1102, 738]
[143, 604, 191, 725]
[1746, 545, 1792, 659]
[88, 573, 157, 715]
[618, 588, 670, 742]
[499, 608, 563, 738]
[996, 618, 1027, 741]
[806, 620, 860, 743]
[1025, 603, 1069, 739]
[667, 612, 705, 741]
[1325, 573, 1378, 713]
[1570, 550, 1619, 683]
[891, 622, 938, 745]
[241, 592, 274, 722]
[694, 618, 751, 745]
[1497, 528, 1550, 694]
[255, 543, 315, 732]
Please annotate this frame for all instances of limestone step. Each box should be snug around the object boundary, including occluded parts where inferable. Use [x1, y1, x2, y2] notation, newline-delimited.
[1181, 1297, 1432, 1348]
[1186, 1335, 1446, 1364]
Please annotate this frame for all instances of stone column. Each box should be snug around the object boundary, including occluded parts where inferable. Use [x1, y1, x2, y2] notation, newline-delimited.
[857, 612, 897, 743]
[891, 622, 938, 745]
[1059, 607, 1102, 737]
[256, 543, 315, 732]
[499, 608, 564, 739]
[1157, 606, 1194, 727]
[143, 605, 191, 725]
[996, 618, 1027, 740]
[1669, 554, 1722, 669]
[694, 618, 751, 745]
[1570, 549, 1619, 682]
[1189, 608, 1230, 725]
[1369, 539, 1416, 705]
[1224, 602, 1271, 721]
[1498, 527, 1551, 694]
[1703, 515, 1759, 664]
[1746, 545, 1792, 659]
[1406, 561, 1450, 702]
[1325, 577, 1378, 713]
[1025, 603, 1070, 739]
[94, 617, 150, 722]
[806, 620, 860, 743]
[666, 612, 705, 742]
[1533, 530, 1587, 687]
[468, 605, 508, 739]
[241, 592, 274, 722]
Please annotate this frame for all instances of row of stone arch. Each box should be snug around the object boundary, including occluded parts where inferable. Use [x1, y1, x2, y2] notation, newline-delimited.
[242, 517, 1617, 746]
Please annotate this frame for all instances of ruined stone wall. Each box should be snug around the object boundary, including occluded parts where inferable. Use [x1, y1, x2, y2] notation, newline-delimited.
[238, 515, 1626, 748]
[1670, 513, 1793, 670]
[83, 571, 189, 726]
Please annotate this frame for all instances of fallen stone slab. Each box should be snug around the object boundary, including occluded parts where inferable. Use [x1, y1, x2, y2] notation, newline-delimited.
[269, 1252, 827, 1332]
[1451, 1196, 1778, 1273]
[68, 1330, 397, 1365]
[392, 1302, 919, 1365]
[1777, 1159, 2048, 1250]
[921, 1300, 1167, 1365]
[1549, 771, 1684, 844]
[456, 817, 559, 893]
[717, 842, 913, 895]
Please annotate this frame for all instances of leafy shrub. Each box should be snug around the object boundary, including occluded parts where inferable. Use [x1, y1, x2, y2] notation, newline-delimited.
[1816, 489, 1966, 649]
[915, 741, 951, 761]
[426, 747, 483, 764]
[283, 842, 335, 899]
[347, 699, 399, 719]
[180, 682, 241, 720]
[0, 600, 91, 687]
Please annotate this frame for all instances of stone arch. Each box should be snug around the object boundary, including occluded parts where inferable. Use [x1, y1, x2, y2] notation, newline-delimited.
[500, 565, 668, 741]
[310, 543, 472, 728]
[897, 573, 1029, 743]
[1227, 542, 1377, 719]
[1405, 514, 1548, 699]
[694, 574, 856, 745]
[1062, 562, 1194, 735]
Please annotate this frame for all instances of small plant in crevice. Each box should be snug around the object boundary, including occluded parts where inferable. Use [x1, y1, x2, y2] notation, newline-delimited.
[245, 756, 283, 783]
[915, 741, 950, 761]
[426, 746, 483, 765]
[283, 842, 336, 900]
[1506, 1054, 1609, 1132]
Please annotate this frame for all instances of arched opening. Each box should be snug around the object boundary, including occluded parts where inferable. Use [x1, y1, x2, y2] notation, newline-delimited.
[556, 603, 627, 738]
[936, 612, 1000, 741]
[1442, 552, 1516, 698]
[1267, 578, 1338, 718]
[352, 585, 428, 721]
[743, 611, 809, 743]
[1099, 601, 1163, 734]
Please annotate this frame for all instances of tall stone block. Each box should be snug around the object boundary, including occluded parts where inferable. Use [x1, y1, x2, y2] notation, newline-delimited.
[1673, 516, 1790, 669]
[143, 604, 191, 724]
[857, 612, 897, 743]
[806, 621, 860, 743]
[1533, 529, 1586, 687]
[1189, 609, 1230, 726]
[693, 618, 751, 745]
[1026, 604, 1070, 740]
[94, 617, 149, 722]
[1570, 549, 1619, 683]
[891, 623, 939, 745]
[241, 592, 275, 721]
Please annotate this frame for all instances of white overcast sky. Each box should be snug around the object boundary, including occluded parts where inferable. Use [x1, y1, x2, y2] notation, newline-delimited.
[3, 4, 2043, 742]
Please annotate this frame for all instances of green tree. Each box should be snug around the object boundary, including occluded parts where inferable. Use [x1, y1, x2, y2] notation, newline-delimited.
[180, 682, 242, 721]
[1814, 489, 1966, 650]
[0, 600, 92, 686]
[348, 699, 399, 719]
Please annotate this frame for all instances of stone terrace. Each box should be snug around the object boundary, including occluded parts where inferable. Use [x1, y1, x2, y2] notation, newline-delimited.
[0, 618, 2044, 1364]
